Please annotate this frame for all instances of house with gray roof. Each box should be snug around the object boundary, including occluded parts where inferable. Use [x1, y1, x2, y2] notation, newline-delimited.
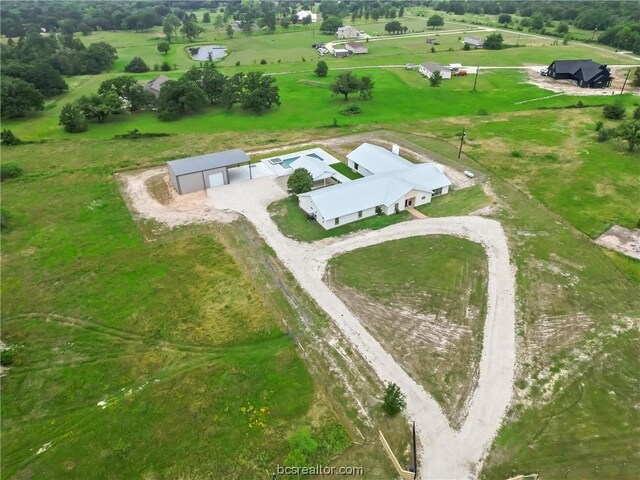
[346, 41, 368, 54]
[464, 36, 484, 48]
[167, 149, 250, 194]
[143, 75, 170, 96]
[547, 59, 612, 88]
[299, 144, 451, 230]
[419, 62, 452, 79]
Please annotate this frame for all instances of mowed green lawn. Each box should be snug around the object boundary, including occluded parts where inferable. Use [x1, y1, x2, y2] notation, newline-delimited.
[268, 196, 412, 242]
[0, 139, 347, 478]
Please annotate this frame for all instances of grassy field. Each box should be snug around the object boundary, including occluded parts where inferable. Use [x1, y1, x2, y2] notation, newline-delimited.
[417, 184, 491, 216]
[0, 136, 349, 479]
[5, 65, 635, 142]
[416, 107, 640, 238]
[268, 196, 412, 243]
[326, 235, 488, 425]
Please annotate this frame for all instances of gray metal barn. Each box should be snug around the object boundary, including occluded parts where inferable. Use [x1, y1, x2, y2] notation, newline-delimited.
[167, 149, 250, 194]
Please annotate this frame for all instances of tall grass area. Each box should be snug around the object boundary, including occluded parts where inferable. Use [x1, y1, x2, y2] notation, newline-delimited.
[0, 137, 348, 478]
[420, 108, 640, 238]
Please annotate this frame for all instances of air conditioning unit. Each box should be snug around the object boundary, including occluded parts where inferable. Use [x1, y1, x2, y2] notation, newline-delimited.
[391, 144, 400, 155]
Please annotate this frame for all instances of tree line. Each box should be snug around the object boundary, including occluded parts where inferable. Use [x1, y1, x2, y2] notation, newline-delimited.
[58, 63, 280, 133]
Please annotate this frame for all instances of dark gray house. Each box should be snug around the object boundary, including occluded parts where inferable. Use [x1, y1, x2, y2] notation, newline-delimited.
[167, 149, 250, 194]
[547, 60, 612, 88]
[143, 75, 170, 96]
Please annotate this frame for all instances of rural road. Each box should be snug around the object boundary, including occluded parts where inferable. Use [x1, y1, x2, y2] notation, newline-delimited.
[205, 175, 517, 479]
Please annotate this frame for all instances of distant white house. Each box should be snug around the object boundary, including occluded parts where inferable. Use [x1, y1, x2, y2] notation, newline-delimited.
[289, 155, 339, 188]
[419, 62, 452, 79]
[299, 143, 451, 230]
[295, 10, 317, 23]
[464, 36, 484, 48]
[346, 41, 368, 54]
[336, 25, 360, 39]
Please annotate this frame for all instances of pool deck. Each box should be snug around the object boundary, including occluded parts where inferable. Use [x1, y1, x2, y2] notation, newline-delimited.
[260, 147, 352, 183]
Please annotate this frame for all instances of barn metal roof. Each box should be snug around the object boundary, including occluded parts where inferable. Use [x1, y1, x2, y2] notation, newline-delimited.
[167, 149, 249, 176]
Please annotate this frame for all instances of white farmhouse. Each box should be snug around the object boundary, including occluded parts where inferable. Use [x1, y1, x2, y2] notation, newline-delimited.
[298, 143, 451, 230]
[419, 62, 452, 79]
[295, 10, 317, 23]
[336, 25, 360, 39]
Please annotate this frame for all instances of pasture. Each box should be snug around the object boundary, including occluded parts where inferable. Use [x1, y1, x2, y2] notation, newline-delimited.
[0, 133, 349, 479]
[2, 8, 639, 478]
[326, 236, 488, 426]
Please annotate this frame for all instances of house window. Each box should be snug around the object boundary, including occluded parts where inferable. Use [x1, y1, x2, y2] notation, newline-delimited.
[421, 196, 426, 200]
[335, 218, 340, 226]
[354, 163, 359, 170]
[358, 210, 363, 218]
[433, 187, 443, 196]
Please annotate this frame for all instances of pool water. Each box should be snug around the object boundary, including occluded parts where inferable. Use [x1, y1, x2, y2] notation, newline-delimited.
[188, 45, 227, 61]
[269, 153, 323, 168]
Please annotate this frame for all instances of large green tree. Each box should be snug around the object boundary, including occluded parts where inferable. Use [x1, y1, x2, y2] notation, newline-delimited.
[0, 76, 44, 117]
[183, 63, 226, 105]
[162, 13, 181, 42]
[181, 19, 205, 41]
[157, 78, 207, 120]
[240, 71, 280, 113]
[98, 76, 154, 112]
[320, 16, 342, 34]
[58, 103, 87, 133]
[315, 61, 328, 77]
[287, 168, 313, 194]
[157, 41, 170, 55]
[358, 75, 374, 99]
[427, 14, 444, 29]
[76, 92, 122, 123]
[124, 56, 149, 73]
[330, 72, 361, 101]
[484, 32, 504, 50]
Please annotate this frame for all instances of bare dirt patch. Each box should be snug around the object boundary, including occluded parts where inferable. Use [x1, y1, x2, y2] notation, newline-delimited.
[595, 225, 640, 260]
[118, 167, 237, 229]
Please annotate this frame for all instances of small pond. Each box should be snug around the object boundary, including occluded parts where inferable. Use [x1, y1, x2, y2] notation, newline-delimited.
[187, 45, 227, 61]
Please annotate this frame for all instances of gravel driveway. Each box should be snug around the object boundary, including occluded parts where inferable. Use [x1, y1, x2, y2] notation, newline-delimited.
[207, 176, 516, 479]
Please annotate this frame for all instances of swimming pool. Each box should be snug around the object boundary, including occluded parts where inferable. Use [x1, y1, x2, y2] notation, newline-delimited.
[268, 153, 323, 168]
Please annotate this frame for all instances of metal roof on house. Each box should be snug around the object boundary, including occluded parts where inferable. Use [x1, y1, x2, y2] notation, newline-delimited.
[299, 163, 451, 220]
[347, 143, 413, 175]
[289, 156, 337, 181]
[143, 75, 170, 93]
[167, 149, 249, 176]
[420, 62, 450, 72]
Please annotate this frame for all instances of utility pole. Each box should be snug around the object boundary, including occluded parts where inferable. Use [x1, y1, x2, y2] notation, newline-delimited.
[473, 66, 480, 91]
[412, 422, 418, 479]
[591, 26, 598, 41]
[516, 34, 520, 46]
[620, 69, 630, 94]
[458, 126, 466, 159]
